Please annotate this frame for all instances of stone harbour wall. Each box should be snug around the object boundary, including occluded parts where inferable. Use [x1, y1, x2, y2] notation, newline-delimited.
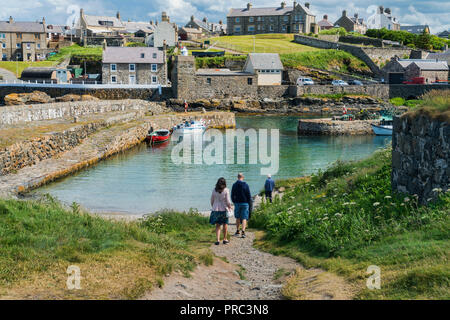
[297, 118, 378, 135]
[0, 99, 165, 126]
[392, 112, 449, 204]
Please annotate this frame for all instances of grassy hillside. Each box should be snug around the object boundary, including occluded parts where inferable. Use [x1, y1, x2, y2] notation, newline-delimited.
[0, 61, 58, 78]
[208, 34, 320, 54]
[0, 197, 212, 299]
[252, 149, 449, 299]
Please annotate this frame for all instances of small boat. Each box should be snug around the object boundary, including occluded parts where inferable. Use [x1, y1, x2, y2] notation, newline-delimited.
[173, 120, 207, 134]
[146, 129, 171, 144]
[371, 119, 393, 136]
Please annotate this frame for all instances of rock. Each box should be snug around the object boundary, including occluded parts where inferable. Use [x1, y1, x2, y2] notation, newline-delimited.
[81, 95, 100, 101]
[55, 94, 81, 102]
[4, 91, 52, 105]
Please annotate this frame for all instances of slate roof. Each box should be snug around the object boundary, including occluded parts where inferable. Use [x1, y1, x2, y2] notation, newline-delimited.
[180, 27, 203, 34]
[84, 15, 124, 28]
[427, 50, 450, 64]
[123, 21, 154, 34]
[246, 53, 283, 70]
[102, 47, 163, 64]
[317, 19, 333, 28]
[228, 5, 313, 17]
[410, 61, 448, 70]
[400, 25, 430, 34]
[0, 21, 45, 33]
[46, 25, 67, 34]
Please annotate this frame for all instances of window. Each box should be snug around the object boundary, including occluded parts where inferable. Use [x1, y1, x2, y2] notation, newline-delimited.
[247, 78, 253, 85]
[129, 64, 136, 72]
[151, 75, 158, 84]
[282, 26, 286, 31]
[26, 43, 31, 49]
[110, 64, 117, 72]
[207, 78, 211, 84]
[257, 25, 261, 31]
[270, 25, 274, 31]
[1, 43, 5, 49]
[16, 33, 22, 39]
[248, 26, 255, 32]
[152, 52, 157, 58]
[129, 75, 136, 84]
[37, 43, 41, 49]
[284, 16, 288, 22]
[16, 43, 21, 48]
[151, 64, 157, 72]
[99, 20, 113, 26]
[249, 17, 254, 22]
[17, 53, 22, 59]
[235, 17, 240, 23]
[270, 17, 274, 22]
[34, 33, 40, 39]
[234, 26, 241, 32]
[111, 75, 117, 83]
[2, 54, 6, 60]
[257, 17, 261, 22]
[0, 33, 5, 38]
[141, 53, 145, 58]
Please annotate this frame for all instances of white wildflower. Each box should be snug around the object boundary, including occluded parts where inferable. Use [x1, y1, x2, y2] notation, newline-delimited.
[384, 196, 392, 199]
[404, 197, 410, 202]
[373, 202, 380, 207]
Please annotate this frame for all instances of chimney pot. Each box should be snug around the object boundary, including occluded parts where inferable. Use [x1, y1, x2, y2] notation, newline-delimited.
[281, 2, 286, 9]
[247, 3, 252, 10]
[8, 16, 13, 24]
[343, 10, 347, 17]
[116, 11, 120, 20]
[324, 15, 328, 20]
[305, 2, 310, 9]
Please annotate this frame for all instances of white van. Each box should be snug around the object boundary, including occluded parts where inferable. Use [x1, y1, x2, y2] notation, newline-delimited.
[296, 77, 314, 86]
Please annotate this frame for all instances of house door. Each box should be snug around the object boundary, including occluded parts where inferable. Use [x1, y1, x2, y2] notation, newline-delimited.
[129, 75, 136, 84]
[27, 53, 31, 61]
[287, 26, 291, 33]
[388, 73, 404, 84]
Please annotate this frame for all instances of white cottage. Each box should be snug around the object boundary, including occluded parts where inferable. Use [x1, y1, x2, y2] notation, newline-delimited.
[243, 53, 283, 85]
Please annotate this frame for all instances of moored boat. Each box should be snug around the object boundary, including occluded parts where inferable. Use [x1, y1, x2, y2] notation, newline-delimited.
[173, 120, 207, 134]
[146, 129, 172, 144]
[371, 119, 393, 136]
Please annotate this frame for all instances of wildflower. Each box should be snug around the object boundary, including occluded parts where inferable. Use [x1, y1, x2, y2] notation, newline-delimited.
[404, 197, 410, 202]
[365, 229, 369, 232]
[384, 196, 392, 199]
[426, 198, 433, 202]
[343, 202, 350, 206]
[335, 213, 342, 218]
[335, 230, 339, 234]
[350, 202, 356, 205]
[375, 216, 381, 219]
[322, 217, 329, 221]
[432, 188, 443, 193]
[373, 202, 380, 207]
[297, 203, 302, 207]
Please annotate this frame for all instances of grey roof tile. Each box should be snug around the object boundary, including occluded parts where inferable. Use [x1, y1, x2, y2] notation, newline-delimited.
[228, 5, 313, 17]
[247, 53, 283, 70]
[102, 47, 163, 64]
[0, 21, 45, 33]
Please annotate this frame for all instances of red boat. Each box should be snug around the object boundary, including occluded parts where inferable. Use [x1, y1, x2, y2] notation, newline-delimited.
[146, 129, 171, 144]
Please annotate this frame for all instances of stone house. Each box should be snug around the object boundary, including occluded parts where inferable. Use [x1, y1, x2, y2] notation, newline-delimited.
[382, 58, 449, 84]
[437, 30, 449, 39]
[243, 53, 283, 85]
[334, 11, 367, 34]
[147, 12, 178, 48]
[227, 2, 317, 35]
[400, 25, 430, 35]
[0, 16, 47, 61]
[317, 15, 334, 31]
[102, 47, 167, 85]
[178, 27, 204, 41]
[367, 6, 400, 31]
[77, 9, 125, 37]
[185, 16, 226, 36]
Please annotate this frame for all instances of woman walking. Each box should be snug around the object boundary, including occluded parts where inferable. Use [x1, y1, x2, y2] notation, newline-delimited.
[210, 177, 232, 245]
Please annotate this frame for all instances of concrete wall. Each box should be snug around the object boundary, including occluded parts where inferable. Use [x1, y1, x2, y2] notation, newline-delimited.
[392, 112, 449, 204]
[0, 99, 156, 125]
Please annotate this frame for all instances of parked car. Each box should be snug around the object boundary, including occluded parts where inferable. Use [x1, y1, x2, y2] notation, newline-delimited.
[332, 80, 349, 86]
[348, 79, 363, 86]
[296, 77, 315, 86]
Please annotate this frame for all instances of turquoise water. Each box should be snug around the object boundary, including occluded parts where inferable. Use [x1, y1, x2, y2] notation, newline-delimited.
[36, 115, 391, 214]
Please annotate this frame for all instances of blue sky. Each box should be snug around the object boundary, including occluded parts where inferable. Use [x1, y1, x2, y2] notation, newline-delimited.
[0, 0, 448, 33]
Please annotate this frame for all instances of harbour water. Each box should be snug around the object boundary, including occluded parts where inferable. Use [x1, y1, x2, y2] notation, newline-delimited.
[36, 115, 391, 214]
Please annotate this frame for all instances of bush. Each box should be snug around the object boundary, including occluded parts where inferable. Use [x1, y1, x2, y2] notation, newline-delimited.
[319, 27, 347, 36]
[390, 97, 406, 106]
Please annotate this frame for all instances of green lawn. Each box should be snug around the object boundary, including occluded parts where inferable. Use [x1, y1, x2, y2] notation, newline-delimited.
[0, 61, 58, 78]
[46, 44, 102, 63]
[252, 148, 450, 299]
[208, 34, 320, 54]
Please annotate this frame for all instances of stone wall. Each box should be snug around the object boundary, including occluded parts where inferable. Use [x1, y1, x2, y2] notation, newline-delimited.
[339, 36, 384, 47]
[293, 35, 413, 76]
[388, 84, 450, 99]
[298, 118, 377, 135]
[0, 99, 163, 125]
[289, 84, 390, 99]
[0, 86, 172, 104]
[257, 85, 290, 99]
[392, 111, 449, 204]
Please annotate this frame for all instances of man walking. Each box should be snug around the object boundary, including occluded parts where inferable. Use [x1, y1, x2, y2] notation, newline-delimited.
[231, 173, 252, 238]
[264, 174, 275, 203]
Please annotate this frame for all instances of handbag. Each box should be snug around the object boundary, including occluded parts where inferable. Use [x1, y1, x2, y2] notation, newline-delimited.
[226, 207, 233, 218]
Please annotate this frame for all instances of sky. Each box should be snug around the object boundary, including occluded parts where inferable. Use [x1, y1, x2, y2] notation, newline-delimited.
[0, 0, 448, 33]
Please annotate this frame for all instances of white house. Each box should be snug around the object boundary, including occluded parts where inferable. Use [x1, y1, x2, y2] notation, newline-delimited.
[243, 53, 283, 85]
[146, 12, 177, 48]
[367, 6, 400, 31]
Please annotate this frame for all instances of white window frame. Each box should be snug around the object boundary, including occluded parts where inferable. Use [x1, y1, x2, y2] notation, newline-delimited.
[129, 75, 136, 84]
[1, 42, 5, 49]
[151, 75, 158, 84]
[26, 43, 31, 49]
[0, 33, 5, 38]
[236, 17, 240, 23]
[248, 26, 255, 32]
[16, 43, 21, 48]
[249, 17, 254, 22]
[111, 75, 117, 83]
[151, 64, 157, 72]
[234, 26, 241, 32]
[17, 53, 22, 59]
[129, 64, 136, 72]
[37, 43, 41, 49]
[2, 53, 6, 60]
[152, 52, 157, 59]
[110, 64, 117, 72]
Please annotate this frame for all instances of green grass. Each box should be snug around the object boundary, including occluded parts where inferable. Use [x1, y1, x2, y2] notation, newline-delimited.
[195, 55, 247, 69]
[251, 148, 449, 299]
[0, 197, 212, 298]
[46, 44, 102, 63]
[0, 61, 58, 78]
[281, 50, 371, 75]
[208, 34, 320, 54]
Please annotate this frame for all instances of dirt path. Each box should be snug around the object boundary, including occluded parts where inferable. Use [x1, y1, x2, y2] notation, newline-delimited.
[145, 210, 355, 300]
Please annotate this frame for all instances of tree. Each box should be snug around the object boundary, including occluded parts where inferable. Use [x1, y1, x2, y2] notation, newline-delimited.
[416, 30, 432, 50]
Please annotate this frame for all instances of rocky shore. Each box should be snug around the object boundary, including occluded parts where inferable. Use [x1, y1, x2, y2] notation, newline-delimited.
[298, 118, 379, 135]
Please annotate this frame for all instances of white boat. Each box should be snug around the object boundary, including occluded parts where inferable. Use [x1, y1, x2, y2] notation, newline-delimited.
[371, 119, 393, 136]
[173, 120, 207, 134]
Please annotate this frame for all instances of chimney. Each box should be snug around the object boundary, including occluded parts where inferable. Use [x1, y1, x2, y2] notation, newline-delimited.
[102, 39, 107, 50]
[305, 2, 310, 9]
[281, 2, 286, 9]
[219, 20, 223, 25]
[293, 1, 297, 8]
[354, 13, 358, 19]
[342, 10, 347, 17]
[42, 17, 46, 25]
[150, 20, 154, 25]
[80, 8, 84, 16]
[8, 16, 13, 24]
[191, 15, 194, 21]
[323, 15, 328, 20]
[385, 8, 391, 15]
[203, 17, 207, 23]
[247, 3, 252, 10]
[161, 11, 168, 22]
[116, 11, 121, 20]
[379, 6, 384, 14]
